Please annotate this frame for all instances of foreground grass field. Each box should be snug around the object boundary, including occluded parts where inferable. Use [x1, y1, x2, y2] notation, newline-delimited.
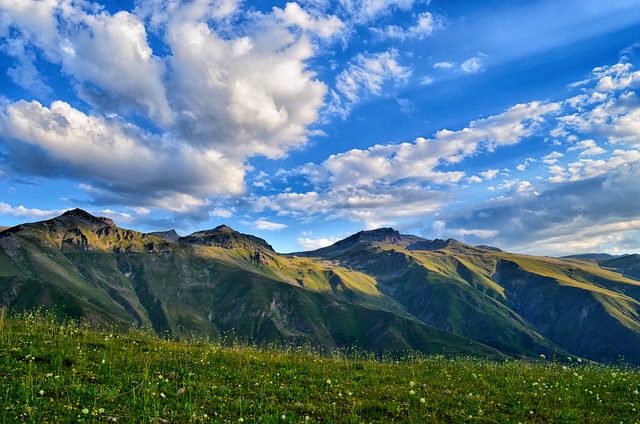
[1, 311, 639, 423]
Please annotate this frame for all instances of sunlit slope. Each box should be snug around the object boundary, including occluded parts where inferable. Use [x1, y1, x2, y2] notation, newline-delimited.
[0, 210, 499, 358]
[300, 230, 640, 363]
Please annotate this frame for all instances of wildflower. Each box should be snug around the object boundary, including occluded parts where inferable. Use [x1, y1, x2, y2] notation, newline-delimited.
[326, 379, 332, 385]
[98, 408, 105, 413]
[409, 381, 415, 387]
[281, 415, 286, 420]
[160, 393, 166, 399]
[634, 389, 639, 395]
[238, 419, 244, 423]
[420, 398, 426, 403]
[82, 408, 89, 414]
[409, 390, 415, 395]
[39, 390, 44, 396]
[540, 354, 545, 359]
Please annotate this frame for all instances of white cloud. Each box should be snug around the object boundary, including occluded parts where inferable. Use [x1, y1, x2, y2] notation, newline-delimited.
[593, 63, 640, 92]
[454, 228, 498, 239]
[339, 0, 415, 24]
[542, 151, 564, 164]
[0, 202, 63, 219]
[0, 100, 245, 213]
[480, 169, 500, 180]
[461, 55, 484, 73]
[266, 101, 560, 228]
[296, 235, 341, 250]
[434, 61, 454, 69]
[567, 139, 607, 156]
[0, 0, 330, 215]
[420, 76, 434, 86]
[370, 11, 442, 41]
[274, 2, 345, 39]
[328, 48, 411, 118]
[0, 2, 172, 125]
[242, 218, 288, 231]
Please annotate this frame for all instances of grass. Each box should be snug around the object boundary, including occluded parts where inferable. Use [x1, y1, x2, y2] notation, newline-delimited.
[1, 310, 640, 423]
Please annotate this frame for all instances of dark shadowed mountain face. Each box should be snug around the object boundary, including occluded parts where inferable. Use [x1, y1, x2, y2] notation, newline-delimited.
[2, 210, 640, 364]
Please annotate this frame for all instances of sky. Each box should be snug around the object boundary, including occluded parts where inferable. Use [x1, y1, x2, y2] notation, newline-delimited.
[1, 0, 640, 256]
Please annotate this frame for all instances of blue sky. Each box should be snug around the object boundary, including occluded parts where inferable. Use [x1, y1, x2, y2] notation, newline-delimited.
[1, 0, 640, 256]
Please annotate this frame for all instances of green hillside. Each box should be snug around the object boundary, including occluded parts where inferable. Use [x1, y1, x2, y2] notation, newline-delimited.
[295, 229, 640, 364]
[2, 312, 639, 423]
[2, 210, 640, 363]
[0, 210, 498, 359]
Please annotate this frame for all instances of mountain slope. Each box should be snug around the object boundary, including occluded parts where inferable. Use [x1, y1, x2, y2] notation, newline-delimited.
[0, 210, 499, 358]
[3, 211, 640, 363]
[297, 232, 640, 363]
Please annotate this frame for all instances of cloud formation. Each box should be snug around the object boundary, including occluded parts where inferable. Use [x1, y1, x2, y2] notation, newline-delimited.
[0, 0, 329, 215]
[327, 49, 412, 118]
[262, 101, 560, 228]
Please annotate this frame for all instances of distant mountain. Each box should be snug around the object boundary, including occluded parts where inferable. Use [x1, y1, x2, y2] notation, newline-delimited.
[561, 253, 621, 260]
[600, 254, 640, 280]
[178, 224, 275, 252]
[149, 230, 181, 242]
[2, 210, 640, 364]
[298, 229, 640, 364]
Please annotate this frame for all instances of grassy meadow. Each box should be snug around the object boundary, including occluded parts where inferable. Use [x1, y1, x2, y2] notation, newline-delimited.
[1, 310, 639, 423]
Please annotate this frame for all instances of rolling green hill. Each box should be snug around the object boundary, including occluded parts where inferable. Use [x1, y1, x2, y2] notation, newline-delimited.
[2, 210, 640, 363]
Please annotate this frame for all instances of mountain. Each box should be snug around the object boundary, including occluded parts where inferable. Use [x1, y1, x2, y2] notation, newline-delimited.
[295, 230, 640, 364]
[149, 229, 181, 242]
[2, 210, 640, 364]
[561, 253, 621, 260]
[0, 210, 498, 358]
[600, 254, 640, 280]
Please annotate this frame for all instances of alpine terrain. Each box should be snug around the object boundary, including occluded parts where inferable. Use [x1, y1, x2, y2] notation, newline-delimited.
[1, 209, 640, 364]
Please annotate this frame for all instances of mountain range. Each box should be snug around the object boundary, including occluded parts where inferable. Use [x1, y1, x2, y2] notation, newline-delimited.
[1, 209, 640, 364]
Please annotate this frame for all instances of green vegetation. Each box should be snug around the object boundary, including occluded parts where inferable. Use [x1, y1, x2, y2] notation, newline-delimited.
[2, 311, 640, 423]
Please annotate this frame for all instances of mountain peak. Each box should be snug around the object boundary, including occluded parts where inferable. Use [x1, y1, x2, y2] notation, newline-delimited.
[149, 229, 181, 242]
[60, 208, 115, 227]
[212, 224, 234, 232]
[340, 227, 402, 246]
[179, 226, 274, 252]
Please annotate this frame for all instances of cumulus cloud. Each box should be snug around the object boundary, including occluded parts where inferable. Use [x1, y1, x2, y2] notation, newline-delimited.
[263, 101, 560, 228]
[444, 164, 640, 256]
[0, 1, 172, 125]
[0, 100, 245, 215]
[274, 2, 345, 39]
[567, 139, 607, 156]
[0, 0, 329, 216]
